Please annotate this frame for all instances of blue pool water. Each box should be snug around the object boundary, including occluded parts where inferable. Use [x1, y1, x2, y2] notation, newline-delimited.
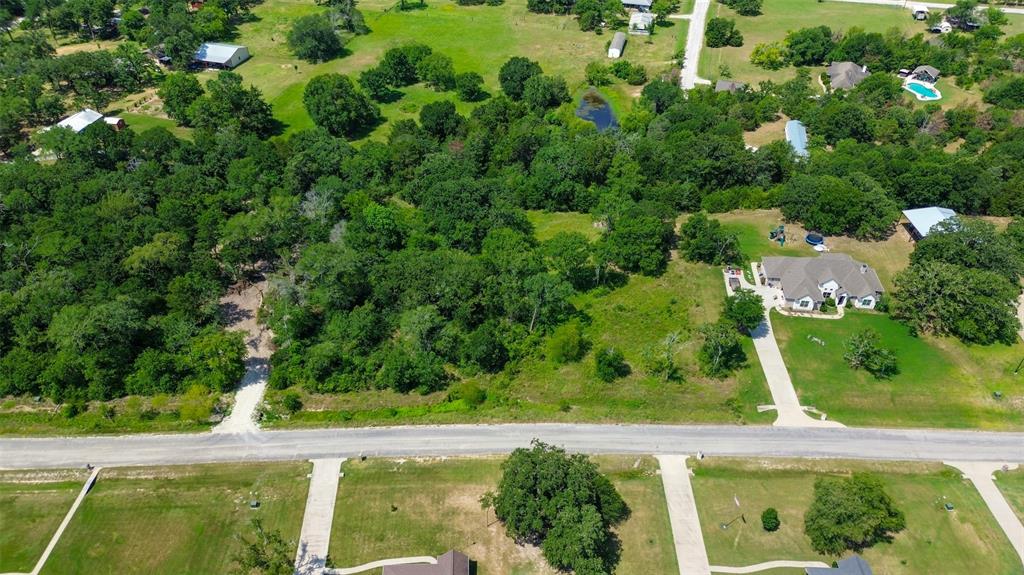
[906, 81, 940, 99]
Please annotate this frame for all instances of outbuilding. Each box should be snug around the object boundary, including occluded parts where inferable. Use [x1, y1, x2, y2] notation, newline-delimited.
[53, 109, 125, 133]
[193, 42, 250, 69]
[901, 206, 957, 240]
[608, 32, 627, 58]
[714, 79, 746, 93]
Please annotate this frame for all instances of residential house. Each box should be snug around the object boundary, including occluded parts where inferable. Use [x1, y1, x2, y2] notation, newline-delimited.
[785, 119, 809, 158]
[714, 79, 746, 93]
[901, 206, 957, 240]
[826, 61, 870, 90]
[806, 555, 873, 575]
[761, 254, 884, 311]
[382, 551, 470, 575]
[628, 11, 655, 35]
[193, 42, 250, 69]
[608, 32, 627, 58]
[910, 64, 940, 84]
[621, 0, 652, 11]
[52, 109, 125, 133]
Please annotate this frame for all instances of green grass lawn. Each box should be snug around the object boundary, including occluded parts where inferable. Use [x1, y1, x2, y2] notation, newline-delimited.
[210, 0, 684, 137]
[329, 456, 677, 574]
[692, 458, 1023, 575]
[698, 0, 1024, 102]
[40, 462, 310, 575]
[994, 467, 1024, 525]
[0, 472, 85, 572]
[527, 210, 603, 242]
[772, 309, 1024, 430]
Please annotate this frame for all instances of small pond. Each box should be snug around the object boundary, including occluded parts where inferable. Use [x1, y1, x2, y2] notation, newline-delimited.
[575, 89, 619, 131]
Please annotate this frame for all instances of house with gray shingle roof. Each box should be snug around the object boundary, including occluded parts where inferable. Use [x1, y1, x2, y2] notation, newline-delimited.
[761, 254, 884, 311]
[827, 61, 870, 90]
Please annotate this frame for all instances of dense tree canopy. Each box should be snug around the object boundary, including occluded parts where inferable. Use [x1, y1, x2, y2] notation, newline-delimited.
[804, 473, 906, 555]
[491, 441, 629, 574]
[303, 73, 382, 138]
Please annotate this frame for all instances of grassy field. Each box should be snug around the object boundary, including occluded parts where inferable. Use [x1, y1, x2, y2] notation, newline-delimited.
[267, 250, 774, 428]
[328, 456, 677, 574]
[698, 0, 1024, 105]
[0, 470, 87, 572]
[170, 0, 685, 138]
[39, 462, 310, 575]
[691, 458, 1023, 574]
[994, 467, 1024, 524]
[710, 209, 914, 290]
[772, 310, 1024, 430]
[527, 210, 603, 242]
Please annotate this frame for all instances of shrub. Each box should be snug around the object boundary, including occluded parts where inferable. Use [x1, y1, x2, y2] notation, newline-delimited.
[546, 321, 586, 363]
[705, 17, 743, 48]
[761, 507, 780, 532]
[609, 60, 647, 85]
[843, 329, 899, 379]
[281, 391, 303, 413]
[448, 380, 487, 406]
[595, 346, 629, 382]
[585, 61, 611, 86]
[750, 41, 788, 70]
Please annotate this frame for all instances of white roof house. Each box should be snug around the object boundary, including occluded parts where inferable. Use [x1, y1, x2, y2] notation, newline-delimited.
[194, 42, 250, 69]
[608, 32, 627, 59]
[622, 0, 653, 10]
[902, 207, 957, 239]
[785, 120, 809, 158]
[628, 12, 655, 34]
[56, 109, 104, 133]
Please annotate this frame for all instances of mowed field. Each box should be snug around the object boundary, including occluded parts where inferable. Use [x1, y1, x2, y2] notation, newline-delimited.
[772, 310, 1024, 430]
[698, 0, 1024, 106]
[691, 458, 1023, 575]
[34, 463, 310, 575]
[0, 470, 87, 573]
[268, 211, 773, 429]
[186, 0, 687, 137]
[994, 467, 1024, 524]
[329, 456, 678, 575]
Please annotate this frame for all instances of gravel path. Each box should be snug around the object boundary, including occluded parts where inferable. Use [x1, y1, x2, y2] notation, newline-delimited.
[213, 279, 271, 435]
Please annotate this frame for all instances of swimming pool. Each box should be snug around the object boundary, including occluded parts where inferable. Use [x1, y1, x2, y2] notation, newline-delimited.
[905, 81, 941, 101]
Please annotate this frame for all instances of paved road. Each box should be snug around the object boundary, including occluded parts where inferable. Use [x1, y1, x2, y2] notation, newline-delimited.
[680, 0, 711, 90]
[3, 424, 1023, 470]
[828, 0, 1024, 15]
[657, 455, 711, 575]
[295, 458, 345, 575]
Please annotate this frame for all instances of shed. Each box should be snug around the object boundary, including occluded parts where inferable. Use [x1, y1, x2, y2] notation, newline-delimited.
[56, 109, 104, 133]
[193, 42, 250, 69]
[785, 120, 809, 158]
[621, 0, 653, 11]
[911, 64, 940, 83]
[628, 12, 655, 35]
[715, 79, 746, 93]
[827, 61, 869, 90]
[901, 206, 957, 239]
[608, 32, 627, 58]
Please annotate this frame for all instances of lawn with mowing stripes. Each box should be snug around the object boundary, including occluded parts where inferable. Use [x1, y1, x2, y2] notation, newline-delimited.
[772, 309, 1024, 430]
[0, 471, 86, 573]
[39, 462, 310, 575]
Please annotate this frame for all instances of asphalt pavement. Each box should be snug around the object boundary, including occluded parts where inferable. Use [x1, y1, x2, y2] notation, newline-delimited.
[2, 423, 1022, 470]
